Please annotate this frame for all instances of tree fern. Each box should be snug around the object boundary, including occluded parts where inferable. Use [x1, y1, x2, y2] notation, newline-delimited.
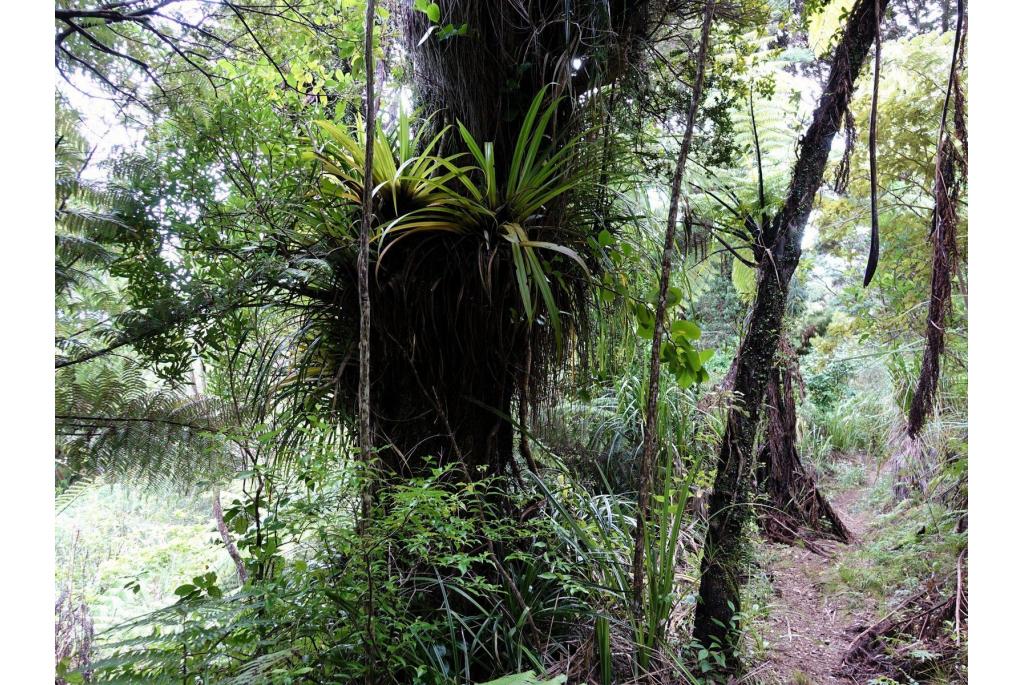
[56, 359, 241, 490]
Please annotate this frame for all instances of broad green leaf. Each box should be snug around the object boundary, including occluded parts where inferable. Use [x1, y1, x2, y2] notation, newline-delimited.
[671, 319, 701, 340]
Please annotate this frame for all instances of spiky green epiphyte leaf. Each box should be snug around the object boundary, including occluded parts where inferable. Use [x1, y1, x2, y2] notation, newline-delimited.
[310, 87, 592, 346]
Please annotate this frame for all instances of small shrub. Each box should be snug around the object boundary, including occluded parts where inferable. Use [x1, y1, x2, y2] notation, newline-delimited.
[805, 359, 852, 412]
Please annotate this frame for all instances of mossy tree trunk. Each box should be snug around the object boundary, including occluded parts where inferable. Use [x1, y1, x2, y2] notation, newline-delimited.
[693, 261, 790, 655]
[693, 0, 889, 663]
[364, 1, 650, 479]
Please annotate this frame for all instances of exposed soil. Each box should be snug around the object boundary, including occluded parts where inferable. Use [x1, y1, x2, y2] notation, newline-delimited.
[754, 461, 879, 684]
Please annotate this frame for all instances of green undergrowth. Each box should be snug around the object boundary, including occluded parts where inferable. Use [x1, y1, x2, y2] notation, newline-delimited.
[56, 484, 234, 633]
[824, 475, 965, 613]
[738, 541, 777, 666]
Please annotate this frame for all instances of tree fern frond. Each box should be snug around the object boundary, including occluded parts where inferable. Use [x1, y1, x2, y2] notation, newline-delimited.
[55, 477, 98, 515]
[56, 360, 242, 491]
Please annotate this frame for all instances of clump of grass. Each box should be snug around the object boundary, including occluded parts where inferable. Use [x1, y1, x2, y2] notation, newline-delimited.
[834, 460, 868, 490]
[800, 350, 898, 459]
[735, 531, 783, 666]
[791, 671, 813, 685]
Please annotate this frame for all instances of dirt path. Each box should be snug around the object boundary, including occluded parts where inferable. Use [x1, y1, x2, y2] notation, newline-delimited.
[755, 473, 879, 684]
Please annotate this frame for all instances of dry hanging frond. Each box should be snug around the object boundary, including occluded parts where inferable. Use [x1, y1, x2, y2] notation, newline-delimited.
[908, 136, 962, 437]
[907, 1, 967, 438]
[886, 427, 928, 500]
[952, 12, 968, 164]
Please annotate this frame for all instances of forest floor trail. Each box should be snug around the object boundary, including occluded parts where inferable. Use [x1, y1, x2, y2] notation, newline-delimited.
[755, 458, 880, 684]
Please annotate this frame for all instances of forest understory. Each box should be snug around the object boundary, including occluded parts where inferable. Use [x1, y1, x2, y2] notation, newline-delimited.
[54, 0, 968, 683]
[749, 448, 962, 683]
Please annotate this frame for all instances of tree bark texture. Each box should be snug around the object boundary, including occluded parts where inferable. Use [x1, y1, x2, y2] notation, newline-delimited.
[213, 490, 248, 585]
[757, 343, 851, 545]
[361, 1, 651, 479]
[693, 0, 889, 661]
[357, 0, 377, 509]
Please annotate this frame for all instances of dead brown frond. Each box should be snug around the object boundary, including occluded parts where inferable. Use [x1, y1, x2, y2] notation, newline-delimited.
[56, 582, 94, 683]
[907, 135, 964, 438]
[831, 106, 856, 194]
[886, 427, 928, 501]
[841, 570, 967, 683]
[907, 0, 967, 438]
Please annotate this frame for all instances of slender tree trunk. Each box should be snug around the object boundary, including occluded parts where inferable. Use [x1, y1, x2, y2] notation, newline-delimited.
[519, 341, 540, 474]
[358, 3, 378, 680]
[693, 0, 889, 663]
[693, 266, 789, 656]
[357, 0, 376, 519]
[632, 0, 716, 629]
[213, 490, 248, 584]
[194, 354, 250, 584]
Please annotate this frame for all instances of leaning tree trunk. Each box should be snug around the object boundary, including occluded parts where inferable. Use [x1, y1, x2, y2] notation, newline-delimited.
[757, 341, 851, 545]
[692, 262, 790, 657]
[693, 0, 888, 662]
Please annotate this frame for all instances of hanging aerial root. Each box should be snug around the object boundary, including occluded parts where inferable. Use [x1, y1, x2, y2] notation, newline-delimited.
[862, 0, 883, 287]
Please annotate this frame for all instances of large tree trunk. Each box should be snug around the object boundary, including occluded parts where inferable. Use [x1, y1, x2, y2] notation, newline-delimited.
[367, 245, 521, 478]
[693, 0, 888, 662]
[364, 1, 651, 478]
[405, 1, 649, 167]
